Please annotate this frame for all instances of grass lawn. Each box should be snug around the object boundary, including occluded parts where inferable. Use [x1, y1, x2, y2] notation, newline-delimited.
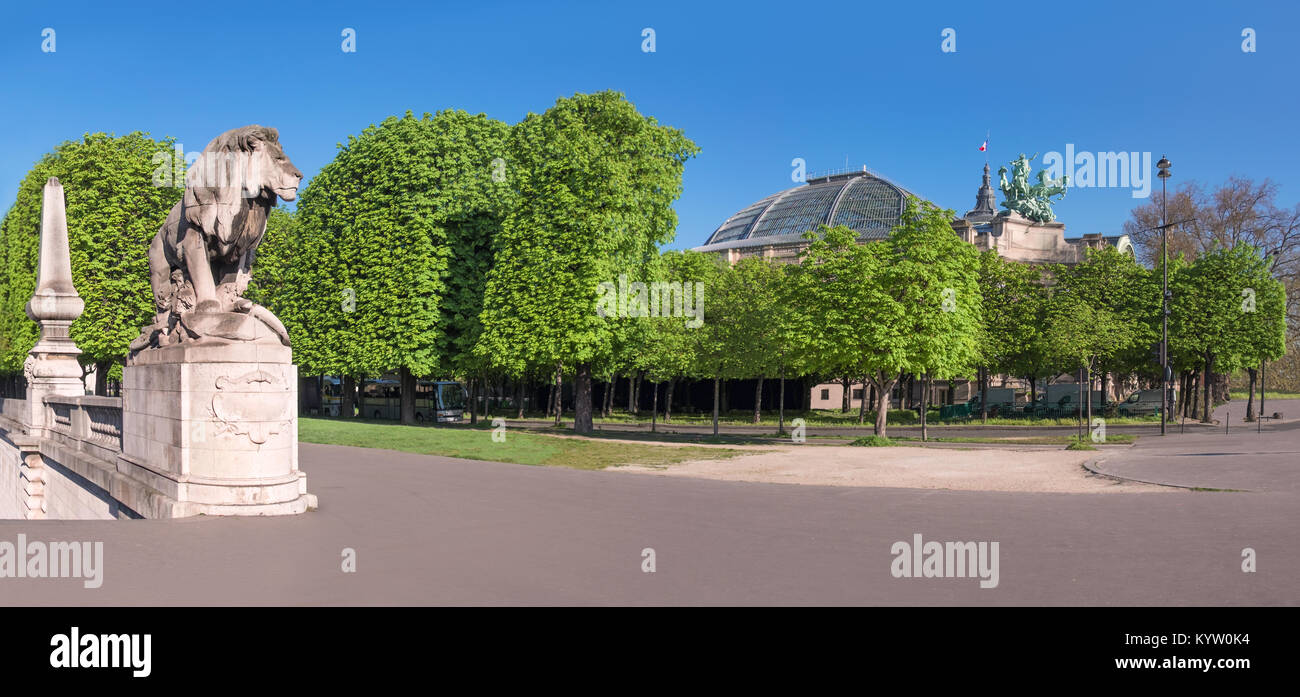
[298, 417, 752, 470]
[1228, 391, 1300, 401]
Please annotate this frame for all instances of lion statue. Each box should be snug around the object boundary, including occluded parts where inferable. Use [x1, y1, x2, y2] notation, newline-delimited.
[130, 125, 302, 352]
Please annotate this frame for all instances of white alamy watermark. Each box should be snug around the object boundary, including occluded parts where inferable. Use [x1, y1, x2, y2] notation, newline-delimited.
[50, 627, 151, 678]
[1091, 417, 1106, 443]
[0, 534, 103, 589]
[596, 275, 705, 328]
[1042, 145, 1153, 198]
[791, 157, 806, 183]
[152, 145, 269, 198]
[890, 533, 999, 589]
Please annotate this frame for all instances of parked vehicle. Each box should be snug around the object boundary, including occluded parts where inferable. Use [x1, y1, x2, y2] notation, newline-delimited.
[966, 388, 1022, 417]
[1054, 391, 1107, 417]
[1025, 384, 1103, 418]
[1118, 388, 1174, 417]
[362, 377, 468, 422]
[322, 376, 343, 416]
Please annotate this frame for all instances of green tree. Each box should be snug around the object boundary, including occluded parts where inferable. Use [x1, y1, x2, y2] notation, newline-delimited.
[976, 251, 1048, 420]
[884, 198, 984, 439]
[1054, 246, 1158, 421]
[634, 250, 712, 430]
[1171, 244, 1284, 421]
[0, 132, 181, 392]
[722, 256, 785, 424]
[1240, 254, 1288, 420]
[476, 91, 698, 434]
[791, 224, 896, 430]
[1044, 298, 1134, 437]
[288, 110, 511, 423]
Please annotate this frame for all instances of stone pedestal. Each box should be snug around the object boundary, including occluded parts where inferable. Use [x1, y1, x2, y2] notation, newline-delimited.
[120, 341, 314, 516]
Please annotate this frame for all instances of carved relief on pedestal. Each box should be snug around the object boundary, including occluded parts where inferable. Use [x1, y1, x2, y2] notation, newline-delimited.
[209, 369, 293, 445]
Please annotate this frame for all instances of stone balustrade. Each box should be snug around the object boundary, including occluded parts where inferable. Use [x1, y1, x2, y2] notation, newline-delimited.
[0, 396, 28, 426]
[42, 394, 124, 466]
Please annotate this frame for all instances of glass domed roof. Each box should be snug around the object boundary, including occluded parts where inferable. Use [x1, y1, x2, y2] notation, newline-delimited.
[697, 169, 915, 251]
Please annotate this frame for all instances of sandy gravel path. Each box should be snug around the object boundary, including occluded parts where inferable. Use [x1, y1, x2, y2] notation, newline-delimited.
[613, 445, 1172, 493]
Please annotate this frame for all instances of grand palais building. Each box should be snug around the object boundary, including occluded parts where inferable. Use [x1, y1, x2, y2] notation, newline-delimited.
[691, 164, 1134, 411]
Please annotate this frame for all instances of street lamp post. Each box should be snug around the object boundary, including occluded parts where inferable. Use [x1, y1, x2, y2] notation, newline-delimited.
[1157, 156, 1172, 435]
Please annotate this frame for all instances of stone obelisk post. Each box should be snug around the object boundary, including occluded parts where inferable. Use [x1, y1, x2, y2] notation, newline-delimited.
[24, 177, 86, 437]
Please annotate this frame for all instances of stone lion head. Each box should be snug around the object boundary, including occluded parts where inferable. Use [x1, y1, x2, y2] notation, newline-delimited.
[184, 125, 303, 258]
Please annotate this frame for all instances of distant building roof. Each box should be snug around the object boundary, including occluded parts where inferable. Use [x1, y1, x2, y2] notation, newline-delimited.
[693, 167, 915, 254]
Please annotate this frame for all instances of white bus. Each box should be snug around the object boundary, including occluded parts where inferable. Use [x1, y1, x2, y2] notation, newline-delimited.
[323, 376, 468, 423]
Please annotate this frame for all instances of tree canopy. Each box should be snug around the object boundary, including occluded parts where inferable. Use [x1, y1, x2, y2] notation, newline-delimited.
[0, 132, 181, 389]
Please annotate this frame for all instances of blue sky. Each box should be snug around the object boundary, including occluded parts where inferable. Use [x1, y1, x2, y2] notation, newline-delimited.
[2, 0, 1297, 250]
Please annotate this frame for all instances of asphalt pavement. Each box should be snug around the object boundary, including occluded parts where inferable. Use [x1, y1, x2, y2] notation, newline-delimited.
[1, 404, 1295, 605]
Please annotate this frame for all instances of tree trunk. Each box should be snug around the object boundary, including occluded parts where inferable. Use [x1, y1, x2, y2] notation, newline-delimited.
[1246, 367, 1256, 421]
[627, 375, 635, 414]
[712, 376, 720, 436]
[858, 378, 868, 424]
[871, 372, 899, 438]
[1078, 367, 1085, 442]
[1260, 359, 1267, 420]
[632, 372, 642, 415]
[841, 376, 851, 413]
[1100, 370, 1109, 412]
[1179, 371, 1189, 418]
[1029, 376, 1037, 407]
[665, 378, 676, 423]
[753, 376, 764, 424]
[605, 374, 614, 417]
[400, 366, 417, 425]
[920, 373, 929, 442]
[94, 360, 109, 396]
[516, 378, 525, 419]
[574, 363, 593, 434]
[468, 377, 479, 425]
[342, 375, 356, 419]
[554, 363, 563, 427]
[1202, 353, 1214, 423]
[1085, 364, 1093, 435]
[980, 366, 989, 423]
[651, 381, 659, 434]
[777, 371, 786, 435]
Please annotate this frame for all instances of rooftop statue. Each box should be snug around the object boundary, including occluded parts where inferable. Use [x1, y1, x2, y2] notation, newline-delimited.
[997, 153, 1068, 223]
[130, 126, 303, 352]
